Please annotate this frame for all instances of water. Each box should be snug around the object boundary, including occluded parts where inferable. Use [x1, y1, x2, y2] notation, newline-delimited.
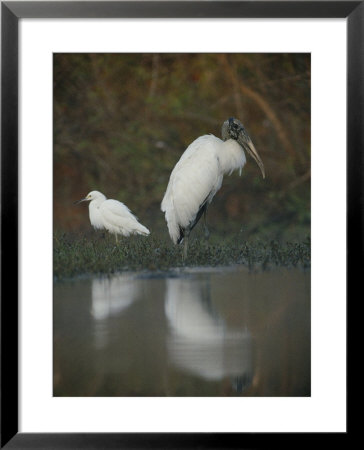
[54, 267, 310, 397]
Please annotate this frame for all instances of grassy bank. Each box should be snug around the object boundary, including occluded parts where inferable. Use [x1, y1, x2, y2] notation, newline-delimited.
[54, 232, 310, 281]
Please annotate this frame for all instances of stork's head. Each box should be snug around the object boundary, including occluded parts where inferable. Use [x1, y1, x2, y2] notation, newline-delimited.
[74, 190, 106, 204]
[222, 117, 265, 178]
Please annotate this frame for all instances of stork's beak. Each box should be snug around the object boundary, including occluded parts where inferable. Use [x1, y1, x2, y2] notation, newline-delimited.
[238, 134, 265, 179]
[74, 198, 87, 205]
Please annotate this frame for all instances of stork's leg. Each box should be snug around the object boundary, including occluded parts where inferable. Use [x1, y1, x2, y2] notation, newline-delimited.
[115, 234, 118, 244]
[203, 208, 210, 240]
[182, 230, 190, 262]
[183, 237, 189, 262]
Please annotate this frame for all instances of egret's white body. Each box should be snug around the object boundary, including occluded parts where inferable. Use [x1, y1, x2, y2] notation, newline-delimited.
[88, 192, 106, 230]
[161, 118, 265, 257]
[91, 275, 138, 321]
[77, 190, 150, 241]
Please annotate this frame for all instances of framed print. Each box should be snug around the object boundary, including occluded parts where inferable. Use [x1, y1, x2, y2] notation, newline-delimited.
[2, 1, 359, 448]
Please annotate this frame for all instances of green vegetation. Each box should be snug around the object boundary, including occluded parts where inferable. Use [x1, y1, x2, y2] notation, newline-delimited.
[54, 232, 310, 281]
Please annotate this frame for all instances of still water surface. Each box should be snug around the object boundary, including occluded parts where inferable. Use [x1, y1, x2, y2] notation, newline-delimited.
[54, 267, 310, 396]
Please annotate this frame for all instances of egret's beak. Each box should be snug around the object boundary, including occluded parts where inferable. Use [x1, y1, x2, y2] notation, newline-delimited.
[74, 198, 87, 205]
[238, 134, 265, 179]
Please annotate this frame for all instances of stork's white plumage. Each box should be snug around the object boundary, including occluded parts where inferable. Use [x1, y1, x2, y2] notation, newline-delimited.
[161, 117, 265, 259]
[76, 190, 150, 242]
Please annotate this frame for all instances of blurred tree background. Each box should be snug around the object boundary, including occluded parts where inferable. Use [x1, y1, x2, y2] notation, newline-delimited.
[54, 53, 310, 242]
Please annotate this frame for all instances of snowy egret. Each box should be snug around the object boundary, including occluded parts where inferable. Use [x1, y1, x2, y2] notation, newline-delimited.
[75, 190, 150, 242]
[161, 117, 265, 260]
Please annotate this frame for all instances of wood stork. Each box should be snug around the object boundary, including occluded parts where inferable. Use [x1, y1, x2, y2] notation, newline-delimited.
[161, 117, 265, 259]
[76, 190, 150, 243]
[165, 277, 252, 384]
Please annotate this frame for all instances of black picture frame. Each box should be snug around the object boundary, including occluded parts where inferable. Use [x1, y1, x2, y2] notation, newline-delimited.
[1, 1, 358, 448]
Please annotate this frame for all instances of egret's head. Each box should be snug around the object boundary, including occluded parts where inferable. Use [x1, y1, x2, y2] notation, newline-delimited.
[74, 190, 105, 204]
[85, 191, 105, 201]
[222, 117, 265, 179]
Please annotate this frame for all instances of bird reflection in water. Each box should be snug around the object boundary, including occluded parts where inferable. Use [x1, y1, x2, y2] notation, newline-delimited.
[165, 277, 253, 393]
[91, 275, 139, 349]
